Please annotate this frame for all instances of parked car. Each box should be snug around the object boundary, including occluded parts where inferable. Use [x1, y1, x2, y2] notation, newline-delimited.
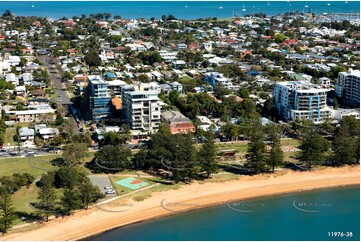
[104, 185, 112, 189]
[105, 189, 116, 194]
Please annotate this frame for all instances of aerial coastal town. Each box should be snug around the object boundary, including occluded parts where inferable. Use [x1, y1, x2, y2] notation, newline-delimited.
[0, 7, 359, 240]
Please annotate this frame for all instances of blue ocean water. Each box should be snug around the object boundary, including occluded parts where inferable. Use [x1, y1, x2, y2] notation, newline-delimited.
[87, 186, 360, 241]
[0, 1, 359, 20]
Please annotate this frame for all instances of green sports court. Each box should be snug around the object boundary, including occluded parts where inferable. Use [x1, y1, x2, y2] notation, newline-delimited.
[115, 177, 149, 190]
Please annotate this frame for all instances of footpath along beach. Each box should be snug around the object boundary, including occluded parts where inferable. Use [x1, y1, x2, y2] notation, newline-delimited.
[2, 165, 359, 241]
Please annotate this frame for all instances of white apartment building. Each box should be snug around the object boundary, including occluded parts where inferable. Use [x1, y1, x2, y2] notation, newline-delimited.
[335, 69, 360, 106]
[204, 72, 233, 89]
[273, 81, 333, 123]
[122, 84, 161, 133]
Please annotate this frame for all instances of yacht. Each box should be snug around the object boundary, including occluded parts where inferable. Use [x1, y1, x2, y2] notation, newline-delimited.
[242, 4, 246, 11]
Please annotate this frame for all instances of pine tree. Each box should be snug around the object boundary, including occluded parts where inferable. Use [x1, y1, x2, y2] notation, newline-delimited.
[37, 173, 57, 222]
[246, 121, 266, 174]
[332, 119, 358, 165]
[297, 127, 329, 169]
[198, 132, 218, 178]
[61, 187, 81, 216]
[266, 124, 284, 172]
[0, 189, 16, 234]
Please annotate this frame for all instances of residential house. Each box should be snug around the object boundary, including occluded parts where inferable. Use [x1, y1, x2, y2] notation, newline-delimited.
[19, 127, 35, 141]
[161, 110, 195, 134]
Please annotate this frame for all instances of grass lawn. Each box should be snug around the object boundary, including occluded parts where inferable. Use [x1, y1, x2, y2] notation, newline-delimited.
[12, 183, 63, 225]
[215, 138, 300, 154]
[197, 173, 239, 184]
[283, 151, 298, 163]
[0, 154, 61, 178]
[4, 128, 16, 146]
[4, 123, 34, 146]
[280, 138, 300, 146]
[215, 142, 248, 153]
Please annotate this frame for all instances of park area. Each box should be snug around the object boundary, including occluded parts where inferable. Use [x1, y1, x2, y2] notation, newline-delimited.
[0, 138, 301, 226]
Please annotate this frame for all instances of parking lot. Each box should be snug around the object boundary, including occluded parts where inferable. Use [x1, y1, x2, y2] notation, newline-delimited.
[88, 174, 116, 196]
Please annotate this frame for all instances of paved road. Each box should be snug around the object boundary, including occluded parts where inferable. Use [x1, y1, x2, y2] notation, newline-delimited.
[38, 56, 80, 134]
[38, 56, 72, 106]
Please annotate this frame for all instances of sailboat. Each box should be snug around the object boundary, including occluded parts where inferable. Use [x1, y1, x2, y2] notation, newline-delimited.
[267, 1, 271, 6]
[219, 5, 223, 10]
[327, 3, 331, 6]
[32, 3, 35, 8]
[242, 4, 246, 12]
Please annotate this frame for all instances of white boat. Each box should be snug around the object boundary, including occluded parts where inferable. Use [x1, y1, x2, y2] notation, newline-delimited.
[219, 6, 223, 10]
[304, 5, 309, 8]
[327, 3, 331, 6]
[242, 4, 246, 11]
[32, 3, 35, 8]
[267, 1, 271, 6]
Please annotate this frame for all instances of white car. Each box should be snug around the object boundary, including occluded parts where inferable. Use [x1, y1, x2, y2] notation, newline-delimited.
[105, 189, 116, 194]
[104, 185, 112, 189]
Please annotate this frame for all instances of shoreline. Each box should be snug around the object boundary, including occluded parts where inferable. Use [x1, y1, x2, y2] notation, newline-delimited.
[3, 166, 360, 241]
[84, 183, 359, 241]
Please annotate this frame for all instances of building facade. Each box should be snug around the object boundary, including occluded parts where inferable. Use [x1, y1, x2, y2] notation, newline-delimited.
[87, 75, 112, 121]
[161, 110, 195, 134]
[273, 81, 333, 123]
[204, 72, 233, 89]
[122, 84, 161, 133]
[335, 69, 360, 106]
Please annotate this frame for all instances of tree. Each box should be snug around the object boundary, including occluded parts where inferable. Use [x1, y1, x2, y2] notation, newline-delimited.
[62, 143, 88, 166]
[14, 126, 22, 155]
[36, 173, 57, 222]
[89, 145, 132, 173]
[297, 126, 329, 169]
[101, 131, 130, 146]
[61, 187, 81, 216]
[214, 83, 231, 99]
[0, 189, 16, 234]
[85, 50, 101, 67]
[103, 13, 111, 20]
[198, 132, 218, 178]
[221, 123, 238, 141]
[113, 15, 122, 20]
[79, 177, 104, 209]
[332, 117, 359, 165]
[266, 124, 284, 172]
[239, 88, 250, 99]
[55, 113, 64, 126]
[246, 121, 266, 174]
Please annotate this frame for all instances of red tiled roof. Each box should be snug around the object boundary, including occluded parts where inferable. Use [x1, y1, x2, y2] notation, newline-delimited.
[111, 98, 122, 110]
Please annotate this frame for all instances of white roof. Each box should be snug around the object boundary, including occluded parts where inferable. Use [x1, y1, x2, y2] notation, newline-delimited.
[14, 109, 55, 115]
[39, 128, 58, 135]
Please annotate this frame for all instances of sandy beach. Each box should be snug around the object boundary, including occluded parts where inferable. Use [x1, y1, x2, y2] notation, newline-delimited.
[2, 165, 360, 241]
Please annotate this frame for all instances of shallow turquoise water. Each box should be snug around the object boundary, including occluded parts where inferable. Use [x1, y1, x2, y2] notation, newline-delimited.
[88, 185, 360, 241]
[1, 1, 359, 20]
